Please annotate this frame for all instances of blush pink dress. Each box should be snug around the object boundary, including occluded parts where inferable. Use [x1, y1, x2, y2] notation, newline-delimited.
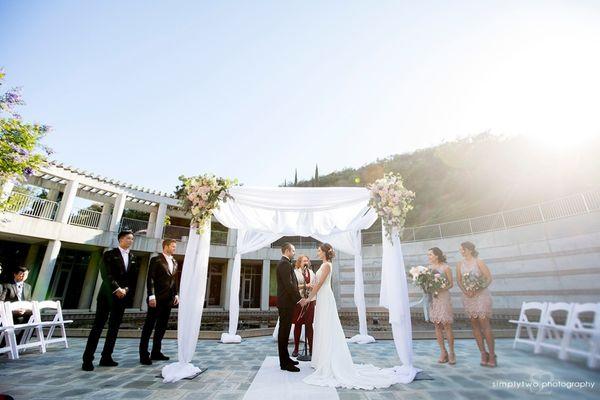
[461, 258, 493, 319]
[428, 264, 454, 324]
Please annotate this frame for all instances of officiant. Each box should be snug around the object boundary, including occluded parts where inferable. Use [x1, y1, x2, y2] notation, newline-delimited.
[292, 255, 316, 357]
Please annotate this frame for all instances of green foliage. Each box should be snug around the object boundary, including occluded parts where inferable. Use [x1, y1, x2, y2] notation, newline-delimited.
[297, 133, 600, 225]
[0, 69, 51, 211]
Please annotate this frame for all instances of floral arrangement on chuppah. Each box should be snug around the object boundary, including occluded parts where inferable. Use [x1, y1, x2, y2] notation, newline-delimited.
[368, 172, 415, 243]
[409, 265, 449, 298]
[175, 174, 238, 233]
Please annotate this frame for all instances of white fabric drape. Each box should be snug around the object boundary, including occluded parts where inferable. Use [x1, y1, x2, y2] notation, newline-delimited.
[162, 221, 211, 382]
[379, 226, 421, 383]
[162, 186, 417, 383]
[221, 229, 280, 343]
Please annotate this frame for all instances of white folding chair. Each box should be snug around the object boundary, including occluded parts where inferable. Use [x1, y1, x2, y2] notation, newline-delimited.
[3, 301, 46, 356]
[509, 301, 547, 349]
[536, 302, 574, 355]
[0, 301, 19, 359]
[35, 300, 73, 349]
[562, 303, 600, 368]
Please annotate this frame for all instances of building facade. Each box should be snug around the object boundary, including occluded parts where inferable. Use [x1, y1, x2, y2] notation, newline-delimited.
[1, 162, 599, 318]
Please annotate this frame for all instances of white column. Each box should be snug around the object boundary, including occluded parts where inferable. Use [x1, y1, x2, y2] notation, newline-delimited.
[109, 192, 127, 232]
[261, 259, 270, 311]
[223, 258, 234, 310]
[98, 202, 112, 231]
[32, 240, 62, 300]
[78, 250, 102, 309]
[90, 269, 104, 312]
[0, 179, 14, 202]
[227, 228, 237, 246]
[147, 210, 157, 238]
[56, 179, 79, 224]
[153, 203, 167, 238]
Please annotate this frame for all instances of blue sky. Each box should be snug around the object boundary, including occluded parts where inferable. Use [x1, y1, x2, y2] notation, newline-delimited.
[1, 1, 599, 193]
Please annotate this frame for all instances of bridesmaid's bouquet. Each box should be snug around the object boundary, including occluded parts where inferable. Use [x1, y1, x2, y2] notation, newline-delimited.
[409, 266, 448, 297]
[176, 174, 238, 233]
[462, 271, 488, 293]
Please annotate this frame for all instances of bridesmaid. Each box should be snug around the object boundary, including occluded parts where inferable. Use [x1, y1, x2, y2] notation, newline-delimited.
[427, 247, 455, 365]
[456, 241, 496, 367]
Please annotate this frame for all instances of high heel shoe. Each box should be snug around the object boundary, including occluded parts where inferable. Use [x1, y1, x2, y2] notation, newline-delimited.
[486, 354, 497, 367]
[480, 351, 489, 366]
[438, 352, 449, 363]
[448, 352, 456, 365]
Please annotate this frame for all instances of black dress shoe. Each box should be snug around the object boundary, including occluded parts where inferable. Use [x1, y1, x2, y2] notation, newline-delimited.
[140, 356, 152, 365]
[280, 364, 300, 372]
[151, 353, 170, 361]
[289, 359, 299, 365]
[82, 362, 94, 371]
[99, 358, 118, 367]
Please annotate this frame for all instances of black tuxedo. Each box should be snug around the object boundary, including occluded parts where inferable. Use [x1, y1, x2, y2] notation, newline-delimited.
[276, 256, 301, 367]
[83, 248, 138, 364]
[139, 254, 178, 357]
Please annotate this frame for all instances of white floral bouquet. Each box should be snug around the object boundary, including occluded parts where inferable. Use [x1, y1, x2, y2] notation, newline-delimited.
[368, 172, 415, 243]
[409, 265, 448, 297]
[176, 174, 238, 233]
[462, 271, 488, 293]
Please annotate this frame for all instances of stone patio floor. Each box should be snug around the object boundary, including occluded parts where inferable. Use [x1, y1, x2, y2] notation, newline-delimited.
[0, 337, 598, 400]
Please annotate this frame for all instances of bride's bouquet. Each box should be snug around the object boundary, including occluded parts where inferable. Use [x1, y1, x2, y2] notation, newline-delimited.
[176, 174, 238, 233]
[409, 265, 448, 297]
[462, 271, 488, 293]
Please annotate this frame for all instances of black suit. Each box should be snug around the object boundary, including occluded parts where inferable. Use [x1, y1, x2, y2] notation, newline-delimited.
[83, 248, 138, 363]
[139, 254, 178, 357]
[2, 281, 33, 324]
[276, 256, 301, 367]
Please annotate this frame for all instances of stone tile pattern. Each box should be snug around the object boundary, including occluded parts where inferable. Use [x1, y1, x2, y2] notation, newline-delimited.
[0, 338, 598, 400]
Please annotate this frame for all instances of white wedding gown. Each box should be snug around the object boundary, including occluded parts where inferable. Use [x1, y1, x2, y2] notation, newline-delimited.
[303, 263, 401, 390]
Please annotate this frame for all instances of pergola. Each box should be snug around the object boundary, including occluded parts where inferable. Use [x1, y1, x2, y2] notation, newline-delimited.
[162, 186, 419, 384]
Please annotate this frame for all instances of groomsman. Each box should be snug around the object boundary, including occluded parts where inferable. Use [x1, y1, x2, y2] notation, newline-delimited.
[82, 230, 138, 371]
[139, 239, 179, 365]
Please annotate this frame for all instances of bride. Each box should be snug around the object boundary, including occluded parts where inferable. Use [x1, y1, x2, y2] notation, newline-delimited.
[302, 243, 401, 390]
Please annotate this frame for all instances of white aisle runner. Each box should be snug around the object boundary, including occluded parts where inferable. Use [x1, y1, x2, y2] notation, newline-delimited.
[243, 357, 339, 400]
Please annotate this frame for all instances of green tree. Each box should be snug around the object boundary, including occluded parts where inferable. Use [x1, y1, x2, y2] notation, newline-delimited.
[0, 69, 52, 210]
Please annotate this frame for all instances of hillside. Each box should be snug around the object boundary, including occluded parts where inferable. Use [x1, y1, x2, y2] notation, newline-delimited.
[294, 133, 600, 226]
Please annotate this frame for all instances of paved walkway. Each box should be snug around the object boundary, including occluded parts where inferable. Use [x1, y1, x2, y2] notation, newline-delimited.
[0, 337, 598, 399]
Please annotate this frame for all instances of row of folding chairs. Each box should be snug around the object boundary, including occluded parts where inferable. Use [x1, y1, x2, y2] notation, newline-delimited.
[0, 300, 73, 360]
[509, 301, 600, 368]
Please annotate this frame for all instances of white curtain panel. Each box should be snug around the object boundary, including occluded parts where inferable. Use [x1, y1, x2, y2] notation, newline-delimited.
[379, 227, 421, 383]
[162, 220, 211, 382]
[162, 186, 417, 383]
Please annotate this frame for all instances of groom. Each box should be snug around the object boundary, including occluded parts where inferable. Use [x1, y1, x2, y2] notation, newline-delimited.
[277, 243, 307, 372]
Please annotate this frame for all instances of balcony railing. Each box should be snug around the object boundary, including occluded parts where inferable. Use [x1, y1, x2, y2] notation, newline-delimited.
[361, 189, 600, 244]
[5, 192, 59, 221]
[163, 224, 229, 245]
[68, 207, 103, 229]
[119, 217, 149, 235]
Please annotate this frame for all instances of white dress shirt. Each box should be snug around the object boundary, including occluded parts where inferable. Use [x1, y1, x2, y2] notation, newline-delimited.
[118, 246, 130, 271]
[16, 282, 24, 301]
